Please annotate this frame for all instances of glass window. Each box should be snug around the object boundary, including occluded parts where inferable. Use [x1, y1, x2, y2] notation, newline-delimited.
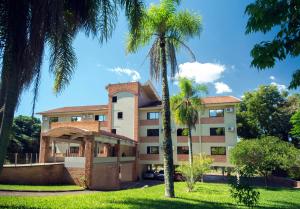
[112, 96, 117, 103]
[147, 146, 159, 154]
[111, 129, 116, 134]
[177, 146, 189, 154]
[95, 114, 106, 121]
[117, 112, 123, 119]
[71, 116, 82, 122]
[49, 117, 58, 123]
[211, 147, 226, 155]
[210, 127, 225, 136]
[177, 128, 189, 136]
[147, 129, 159, 136]
[209, 109, 224, 117]
[147, 112, 159, 120]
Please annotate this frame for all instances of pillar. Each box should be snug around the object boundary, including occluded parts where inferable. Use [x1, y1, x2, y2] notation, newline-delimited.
[79, 142, 85, 157]
[84, 136, 94, 188]
[39, 136, 50, 163]
[132, 144, 138, 181]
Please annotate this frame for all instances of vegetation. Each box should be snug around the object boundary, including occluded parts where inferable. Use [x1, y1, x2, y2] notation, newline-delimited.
[245, 0, 300, 89]
[0, 182, 299, 208]
[290, 110, 300, 144]
[237, 85, 300, 145]
[0, 0, 144, 171]
[7, 115, 41, 154]
[170, 78, 207, 164]
[230, 136, 300, 186]
[0, 184, 82, 191]
[177, 154, 212, 192]
[126, 0, 202, 198]
[230, 182, 260, 209]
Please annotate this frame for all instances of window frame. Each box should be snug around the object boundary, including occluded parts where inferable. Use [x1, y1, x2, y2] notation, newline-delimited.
[71, 116, 82, 122]
[177, 146, 189, 154]
[147, 112, 159, 120]
[111, 129, 116, 134]
[210, 127, 225, 136]
[147, 146, 159, 154]
[117, 112, 123, 119]
[209, 109, 224, 118]
[112, 96, 117, 103]
[147, 129, 159, 137]
[177, 128, 189, 136]
[211, 147, 226, 155]
[49, 117, 58, 123]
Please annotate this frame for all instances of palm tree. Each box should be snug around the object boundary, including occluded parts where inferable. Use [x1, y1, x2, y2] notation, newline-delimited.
[126, 0, 202, 198]
[0, 0, 144, 170]
[170, 78, 207, 165]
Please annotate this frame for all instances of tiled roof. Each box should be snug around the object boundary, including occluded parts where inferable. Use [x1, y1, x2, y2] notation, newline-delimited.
[37, 105, 108, 114]
[139, 100, 162, 108]
[201, 96, 241, 104]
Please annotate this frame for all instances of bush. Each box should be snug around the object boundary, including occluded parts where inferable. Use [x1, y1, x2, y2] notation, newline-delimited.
[177, 154, 213, 192]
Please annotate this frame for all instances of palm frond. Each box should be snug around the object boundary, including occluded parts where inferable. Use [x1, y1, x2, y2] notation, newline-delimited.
[166, 39, 178, 80]
[149, 37, 161, 81]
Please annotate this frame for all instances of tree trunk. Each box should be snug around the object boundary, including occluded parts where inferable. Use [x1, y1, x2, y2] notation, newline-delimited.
[188, 125, 193, 165]
[160, 35, 175, 198]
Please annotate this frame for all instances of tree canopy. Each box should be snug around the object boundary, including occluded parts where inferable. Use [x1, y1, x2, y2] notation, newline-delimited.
[245, 0, 300, 89]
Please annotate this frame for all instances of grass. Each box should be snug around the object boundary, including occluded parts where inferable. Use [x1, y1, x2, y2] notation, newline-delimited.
[0, 182, 299, 208]
[0, 184, 83, 191]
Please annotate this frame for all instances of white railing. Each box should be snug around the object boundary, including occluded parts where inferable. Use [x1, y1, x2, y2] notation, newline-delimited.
[64, 157, 85, 168]
[93, 157, 117, 164]
[120, 156, 135, 162]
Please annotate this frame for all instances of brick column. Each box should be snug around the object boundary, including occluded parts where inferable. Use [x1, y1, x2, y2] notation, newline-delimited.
[115, 140, 121, 186]
[132, 145, 138, 181]
[39, 136, 50, 163]
[79, 142, 85, 157]
[84, 136, 94, 188]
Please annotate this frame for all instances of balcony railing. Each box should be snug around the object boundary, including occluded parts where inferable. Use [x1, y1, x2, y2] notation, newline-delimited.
[140, 119, 159, 126]
[201, 136, 225, 143]
[177, 136, 199, 143]
[139, 154, 159, 161]
[177, 154, 189, 161]
[200, 117, 224, 124]
[210, 155, 227, 163]
[139, 136, 159, 143]
[50, 121, 101, 132]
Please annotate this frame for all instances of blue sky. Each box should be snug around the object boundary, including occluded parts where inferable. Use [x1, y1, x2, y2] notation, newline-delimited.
[16, 0, 300, 116]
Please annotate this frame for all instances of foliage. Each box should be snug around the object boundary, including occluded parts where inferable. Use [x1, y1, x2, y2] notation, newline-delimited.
[237, 85, 300, 145]
[170, 78, 207, 164]
[288, 155, 300, 180]
[177, 154, 212, 192]
[290, 110, 300, 142]
[230, 136, 300, 185]
[126, 0, 202, 198]
[230, 181, 260, 209]
[7, 115, 41, 153]
[0, 182, 300, 208]
[245, 0, 300, 89]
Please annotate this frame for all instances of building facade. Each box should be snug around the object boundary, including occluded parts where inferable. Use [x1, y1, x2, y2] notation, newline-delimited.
[38, 81, 240, 180]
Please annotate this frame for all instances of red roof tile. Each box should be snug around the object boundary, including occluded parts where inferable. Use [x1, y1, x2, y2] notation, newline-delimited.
[37, 105, 108, 114]
[201, 96, 241, 104]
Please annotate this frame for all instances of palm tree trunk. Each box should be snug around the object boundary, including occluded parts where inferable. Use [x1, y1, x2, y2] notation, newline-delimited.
[188, 125, 193, 165]
[160, 35, 175, 198]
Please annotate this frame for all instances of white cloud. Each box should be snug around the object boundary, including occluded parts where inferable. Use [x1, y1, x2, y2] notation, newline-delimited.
[214, 82, 232, 94]
[271, 82, 287, 91]
[109, 67, 141, 81]
[177, 62, 225, 84]
[269, 75, 276, 80]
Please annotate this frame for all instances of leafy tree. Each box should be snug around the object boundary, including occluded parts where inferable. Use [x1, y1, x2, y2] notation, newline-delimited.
[230, 182, 260, 209]
[230, 136, 299, 186]
[126, 0, 202, 198]
[7, 115, 41, 154]
[170, 78, 207, 165]
[177, 154, 212, 192]
[245, 0, 300, 89]
[0, 0, 144, 170]
[290, 110, 300, 143]
[237, 85, 300, 144]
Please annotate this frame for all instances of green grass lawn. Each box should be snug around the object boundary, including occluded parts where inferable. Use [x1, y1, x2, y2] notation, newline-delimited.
[0, 182, 299, 208]
[0, 184, 83, 191]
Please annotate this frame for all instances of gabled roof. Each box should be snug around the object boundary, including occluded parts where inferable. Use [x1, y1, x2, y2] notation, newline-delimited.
[201, 96, 241, 105]
[37, 105, 108, 115]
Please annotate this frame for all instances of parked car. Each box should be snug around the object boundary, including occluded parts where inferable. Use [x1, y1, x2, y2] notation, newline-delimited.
[156, 170, 164, 181]
[143, 170, 157, 179]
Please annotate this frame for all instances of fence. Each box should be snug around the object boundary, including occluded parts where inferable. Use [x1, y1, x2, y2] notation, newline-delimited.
[5, 153, 39, 165]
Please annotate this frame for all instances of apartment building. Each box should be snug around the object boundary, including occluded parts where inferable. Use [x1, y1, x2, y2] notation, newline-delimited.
[38, 81, 240, 182]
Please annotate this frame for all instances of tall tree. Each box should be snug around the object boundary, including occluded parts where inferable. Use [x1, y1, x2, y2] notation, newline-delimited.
[170, 78, 207, 165]
[245, 0, 300, 89]
[126, 0, 202, 197]
[0, 0, 144, 170]
[290, 110, 300, 146]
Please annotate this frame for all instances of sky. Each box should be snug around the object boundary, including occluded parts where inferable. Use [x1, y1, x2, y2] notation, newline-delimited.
[16, 0, 300, 117]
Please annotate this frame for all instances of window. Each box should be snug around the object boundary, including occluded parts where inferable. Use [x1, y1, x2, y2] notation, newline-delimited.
[210, 127, 225, 136]
[117, 112, 123, 119]
[112, 96, 117, 103]
[209, 109, 224, 117]
[147, 112, 159, 120]
[70, 147, 79, 154]
[111, 129, 116, 134]
[71, 116, 82, 122]
[177, 146, 189, 154]
[211, 147, 226, 155]
[177, 128, 189, 136]
[95, 114, 106, 121]
[147, 146, 159, 154]
[49, 117, 58, 123]
[147, 129, 159, 136]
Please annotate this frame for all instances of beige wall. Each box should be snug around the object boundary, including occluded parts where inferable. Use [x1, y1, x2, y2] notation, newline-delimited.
[112, 92, 135, 139]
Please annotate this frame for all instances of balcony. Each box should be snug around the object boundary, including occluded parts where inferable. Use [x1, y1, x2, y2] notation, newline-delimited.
[201, 136, 225, 143]
[140, 119, 159, 126]
[50, 121, 101, 132]
[139, 154, 159, 161]
[177, 136, 199, 143]
[177, 154, 188, 161]
[139, 136, 159, 143]
[200, 117, 224, 124]
[210, 155, 227, 163]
